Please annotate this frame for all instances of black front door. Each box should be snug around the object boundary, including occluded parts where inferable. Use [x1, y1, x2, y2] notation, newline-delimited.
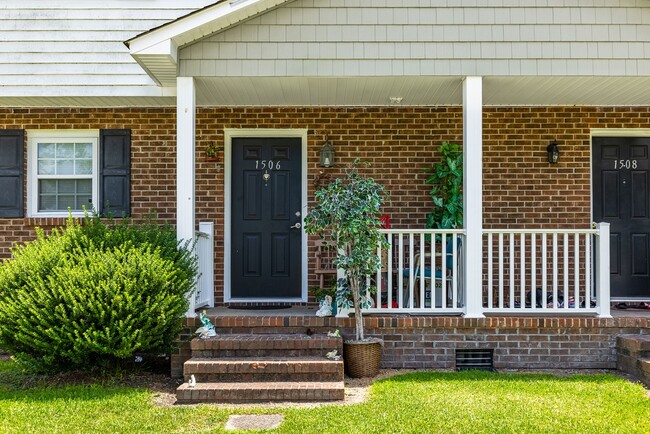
[231, 137, 302, 299]
[593, 137, 650, 299]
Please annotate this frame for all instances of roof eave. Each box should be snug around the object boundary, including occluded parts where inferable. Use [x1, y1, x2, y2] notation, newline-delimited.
[126, 0, 293, 86]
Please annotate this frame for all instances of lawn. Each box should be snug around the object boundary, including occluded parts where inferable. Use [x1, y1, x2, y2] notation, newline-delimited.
[0, 360, 648, 433]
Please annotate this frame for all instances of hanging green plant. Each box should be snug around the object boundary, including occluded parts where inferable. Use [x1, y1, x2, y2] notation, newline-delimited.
[424, 141, 463, 229]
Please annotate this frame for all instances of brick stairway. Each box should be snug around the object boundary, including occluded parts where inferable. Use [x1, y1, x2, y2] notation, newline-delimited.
[616, 334, 650, 387]
[176, 333, 345, 404]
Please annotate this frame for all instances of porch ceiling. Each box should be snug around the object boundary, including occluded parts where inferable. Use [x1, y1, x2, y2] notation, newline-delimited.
[193, 75, 650, 107]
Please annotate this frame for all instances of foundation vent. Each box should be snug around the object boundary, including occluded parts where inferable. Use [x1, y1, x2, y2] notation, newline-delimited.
[455, 349, 494, 371]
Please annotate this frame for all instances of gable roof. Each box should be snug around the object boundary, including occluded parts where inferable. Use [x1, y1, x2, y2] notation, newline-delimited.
[125, 0, 294, 86]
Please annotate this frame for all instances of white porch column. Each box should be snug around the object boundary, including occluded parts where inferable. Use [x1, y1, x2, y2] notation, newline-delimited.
[595, 222, 612, 318]
[177, 77, 196, 318]
[463, 76, 485, 318]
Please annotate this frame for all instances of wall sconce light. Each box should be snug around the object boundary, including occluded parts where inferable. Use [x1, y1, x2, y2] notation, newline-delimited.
[319, 137, 335, 168]
[547, 140, 560, 164]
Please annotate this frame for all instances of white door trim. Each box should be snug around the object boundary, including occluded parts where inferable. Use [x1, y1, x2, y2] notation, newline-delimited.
[223, 128, 308, 303]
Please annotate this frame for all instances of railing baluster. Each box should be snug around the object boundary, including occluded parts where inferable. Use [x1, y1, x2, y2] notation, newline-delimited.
[553, 233, 558, 309]
[441, 233, 447, 310]
[542, 233, 547, 310]
[398, 233, 404, 309]
[430, 234, 436, 309]
[509, 233, 515, 308]
[419, 233, 425, 309]
[585, 233, 591, 308]
[387, 234, 393, 311]
[498, 233, 504, 309]
[574, 233, 579, 310]
[376, 243, 382, 309]
[564, 233, 569, 309]
[488, 233, 493, 309]
[452, 233, 457, 309]
[409, 233, 414, 309]
[531, 233, 536, 309]
[520, 233, 525, 308]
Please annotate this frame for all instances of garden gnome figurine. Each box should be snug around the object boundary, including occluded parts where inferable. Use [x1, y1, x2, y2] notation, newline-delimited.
[196, 310, 217, 338]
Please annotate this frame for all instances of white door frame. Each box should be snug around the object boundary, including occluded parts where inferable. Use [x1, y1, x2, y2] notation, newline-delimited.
[223, 128, 308, 303]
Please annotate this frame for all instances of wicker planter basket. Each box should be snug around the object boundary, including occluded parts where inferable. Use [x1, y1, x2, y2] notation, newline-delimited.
[343, 338, 383, 378]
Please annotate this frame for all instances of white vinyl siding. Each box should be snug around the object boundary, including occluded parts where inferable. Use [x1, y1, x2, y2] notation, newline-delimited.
[0, 0, 215, 103]
[27, 131, 99, 217]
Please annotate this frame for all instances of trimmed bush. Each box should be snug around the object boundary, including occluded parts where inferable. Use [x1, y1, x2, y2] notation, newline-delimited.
[0, 215, 197, 372]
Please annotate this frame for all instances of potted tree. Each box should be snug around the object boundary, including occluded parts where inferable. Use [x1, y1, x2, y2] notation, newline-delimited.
[305, 162, 388, 377]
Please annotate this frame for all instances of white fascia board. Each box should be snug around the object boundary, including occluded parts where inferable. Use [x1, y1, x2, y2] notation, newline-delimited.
[127, 0, 291, 86]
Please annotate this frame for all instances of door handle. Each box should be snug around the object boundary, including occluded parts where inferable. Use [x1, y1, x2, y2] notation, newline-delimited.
[290, 223, 302, 229]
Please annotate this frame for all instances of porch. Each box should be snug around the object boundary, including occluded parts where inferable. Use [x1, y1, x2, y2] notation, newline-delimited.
[172, 305, 650, 378]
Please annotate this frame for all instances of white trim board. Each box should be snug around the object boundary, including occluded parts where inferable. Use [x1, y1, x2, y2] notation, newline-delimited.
[223, 128, 308, 303]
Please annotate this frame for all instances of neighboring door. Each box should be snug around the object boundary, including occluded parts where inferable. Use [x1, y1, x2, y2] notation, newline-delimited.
[593, 137, 650, 300]
[231, 137, 302, 299]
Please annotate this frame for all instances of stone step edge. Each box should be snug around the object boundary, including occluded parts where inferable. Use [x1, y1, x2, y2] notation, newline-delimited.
[176, 381, 345, 403]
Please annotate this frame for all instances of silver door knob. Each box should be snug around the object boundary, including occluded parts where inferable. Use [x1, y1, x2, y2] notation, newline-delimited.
[290, 223, 302, 229]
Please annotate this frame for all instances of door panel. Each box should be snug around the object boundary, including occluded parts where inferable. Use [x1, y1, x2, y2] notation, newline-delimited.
[231, 137, 302, 299]
[593, 137, 650, 299]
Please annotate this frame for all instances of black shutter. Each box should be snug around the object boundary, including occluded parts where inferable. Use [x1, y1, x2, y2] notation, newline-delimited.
[99, 129, 130, 216]
[0, 130, 24, 218]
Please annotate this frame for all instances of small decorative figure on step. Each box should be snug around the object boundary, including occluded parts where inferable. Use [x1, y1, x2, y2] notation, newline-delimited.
[327, 329, 341, 338]
[188, 374, 196, 388]
[325, 349, 341, 360]
[196, 310, 217, 338]
[316, 295, 333, 317]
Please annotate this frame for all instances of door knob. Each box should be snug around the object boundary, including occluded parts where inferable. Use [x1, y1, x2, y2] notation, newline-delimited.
[290, 223, 302, 229]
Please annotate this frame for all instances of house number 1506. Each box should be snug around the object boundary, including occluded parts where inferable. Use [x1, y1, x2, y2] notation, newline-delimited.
[255, 160, 281, 170]
[614, 160, 637, 169]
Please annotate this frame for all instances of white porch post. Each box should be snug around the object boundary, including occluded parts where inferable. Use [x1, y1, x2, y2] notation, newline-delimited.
[177, 77, 197, 318]
[463, 76, 485, 318]
[596, 222, 612, 318]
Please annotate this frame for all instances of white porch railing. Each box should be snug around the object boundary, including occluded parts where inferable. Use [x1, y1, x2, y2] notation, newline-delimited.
[483, 224, 610, 316]
[362, 223, 610, 317]
[365, 229, 466, 314]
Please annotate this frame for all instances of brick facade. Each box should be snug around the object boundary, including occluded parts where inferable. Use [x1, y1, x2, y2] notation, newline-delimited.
[172, 314, 650, 377]
[2, 106, 650, 305]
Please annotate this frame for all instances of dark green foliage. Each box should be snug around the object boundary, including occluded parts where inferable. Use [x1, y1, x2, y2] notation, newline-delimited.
[0, 214, 197, 372]
[424, 141, 463, 229]
[305, 162, 388, 341]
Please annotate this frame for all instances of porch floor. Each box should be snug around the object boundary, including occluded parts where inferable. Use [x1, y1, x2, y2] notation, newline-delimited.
[200, 306, 650, 318]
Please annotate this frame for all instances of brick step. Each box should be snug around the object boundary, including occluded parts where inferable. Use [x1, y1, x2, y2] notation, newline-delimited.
[176, 381, 345, 404]
[617, 335, 650, 358]
[191, 333, 342, 358]
[183, 357, 344, 383]
[616, 335, 650, 387]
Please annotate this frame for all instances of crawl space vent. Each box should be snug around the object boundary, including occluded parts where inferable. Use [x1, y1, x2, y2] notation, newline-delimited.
[455, 349, 494, 371]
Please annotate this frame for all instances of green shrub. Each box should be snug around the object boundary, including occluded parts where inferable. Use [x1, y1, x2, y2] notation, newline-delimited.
[0, 215, 197, 372]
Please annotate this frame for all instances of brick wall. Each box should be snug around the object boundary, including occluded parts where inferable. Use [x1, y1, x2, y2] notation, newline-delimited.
[2, 106, 650, 305]
[171, 314, 650, 377]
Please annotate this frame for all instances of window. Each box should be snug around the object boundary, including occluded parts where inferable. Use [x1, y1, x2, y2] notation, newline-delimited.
[28, 131, 99, 217]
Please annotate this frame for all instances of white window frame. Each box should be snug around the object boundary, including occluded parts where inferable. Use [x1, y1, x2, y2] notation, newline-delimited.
[27, 130, 100, 218]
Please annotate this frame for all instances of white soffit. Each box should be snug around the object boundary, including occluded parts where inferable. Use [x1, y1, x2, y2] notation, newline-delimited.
[126, 0, 293, 86]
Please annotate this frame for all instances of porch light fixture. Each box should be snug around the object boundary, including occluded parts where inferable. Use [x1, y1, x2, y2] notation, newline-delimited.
[547, 140, 560, 164]
[319, 137, 335, 168]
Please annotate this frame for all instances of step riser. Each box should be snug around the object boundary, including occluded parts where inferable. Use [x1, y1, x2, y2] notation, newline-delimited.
[176, 387, 344, 404]
[186, 372, 343, 382]
[192, 349, 337, 358]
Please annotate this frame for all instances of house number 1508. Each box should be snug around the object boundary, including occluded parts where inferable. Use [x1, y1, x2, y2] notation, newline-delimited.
[614, 160, 637, 169]
[255, 160, 281, 170]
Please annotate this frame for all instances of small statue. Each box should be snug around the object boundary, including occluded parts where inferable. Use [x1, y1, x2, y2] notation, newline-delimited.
[196, 310, 217, 338]
[315, 295, 334, 317]
[325, 349, 341, 360]
[327, 329, 341, 338]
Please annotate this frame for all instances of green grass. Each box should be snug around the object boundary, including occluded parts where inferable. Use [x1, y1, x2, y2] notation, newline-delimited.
[0, 360, 648, 433]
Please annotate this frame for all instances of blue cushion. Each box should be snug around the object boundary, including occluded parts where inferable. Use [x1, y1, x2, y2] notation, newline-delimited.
[402, 268, 445, 279]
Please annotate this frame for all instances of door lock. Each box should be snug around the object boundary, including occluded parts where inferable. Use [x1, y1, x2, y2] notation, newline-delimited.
[290, 223, 302, 229]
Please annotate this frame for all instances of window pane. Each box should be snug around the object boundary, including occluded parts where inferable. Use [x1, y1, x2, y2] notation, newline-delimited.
[39, 195, 57, 211]
[76, 195, 92, 210]
[75, 159, 92, 175]
[39, 179, 57, 193]
[56, 159, 74, 175]
[38, 143, 55, 158]
[75, 143, 92, 159]
[38, 160, 55, 175]
[58, 195, 76, 210]
[58, 179, 75, 194]
[56, 143, 74, 158]
[77, 179, 92, 194]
